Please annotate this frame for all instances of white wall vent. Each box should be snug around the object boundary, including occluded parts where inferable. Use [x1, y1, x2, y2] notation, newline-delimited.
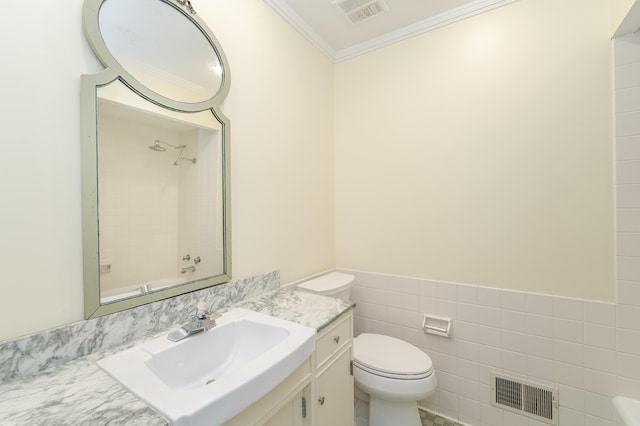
[490, 373, 559, 425]
[331, 0, 389, 24]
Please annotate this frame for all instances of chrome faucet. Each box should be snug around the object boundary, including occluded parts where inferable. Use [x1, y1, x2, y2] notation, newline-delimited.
[168, 302, 220, 342]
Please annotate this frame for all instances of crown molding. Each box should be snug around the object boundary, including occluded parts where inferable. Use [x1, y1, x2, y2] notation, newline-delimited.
[263, 0, 336, 58]
[264, 0, 520, 63]
[334, 0, 520, 62]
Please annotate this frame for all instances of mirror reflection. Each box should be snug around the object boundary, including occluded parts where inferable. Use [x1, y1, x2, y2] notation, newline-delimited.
[82, 0, 231, 318]
[98, 0, 223, 103]
[97, 81, 224, 303]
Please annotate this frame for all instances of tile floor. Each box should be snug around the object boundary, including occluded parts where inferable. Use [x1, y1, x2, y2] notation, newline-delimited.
[355, 398, 463, 426]
[419, 409, 464, 426]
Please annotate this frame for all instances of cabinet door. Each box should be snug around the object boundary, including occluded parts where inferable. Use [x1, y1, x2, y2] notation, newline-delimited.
[264, 387, 310, 426]
[264, 398, 295, 426]
[315, 348, 353, 426]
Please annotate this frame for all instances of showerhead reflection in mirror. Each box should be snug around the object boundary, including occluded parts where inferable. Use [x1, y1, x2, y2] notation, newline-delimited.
[148, 139, 197, 165]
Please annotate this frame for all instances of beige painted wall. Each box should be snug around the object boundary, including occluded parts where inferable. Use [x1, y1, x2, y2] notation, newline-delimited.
[0, 0, 335, 342]
[0, 0, 619, 342]
[201, 1, 336, 285]
[334, 0, 615, 300]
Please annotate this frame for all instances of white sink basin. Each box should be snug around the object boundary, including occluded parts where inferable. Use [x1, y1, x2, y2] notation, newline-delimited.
[97, 308, 316, 425]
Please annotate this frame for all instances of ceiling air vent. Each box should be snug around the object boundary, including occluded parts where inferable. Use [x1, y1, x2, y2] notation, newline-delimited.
[331, 0, 389, 24]
[491, 373, 559, 425]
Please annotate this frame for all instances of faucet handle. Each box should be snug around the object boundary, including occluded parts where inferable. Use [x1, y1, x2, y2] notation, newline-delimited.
[195, 301, 211, 320]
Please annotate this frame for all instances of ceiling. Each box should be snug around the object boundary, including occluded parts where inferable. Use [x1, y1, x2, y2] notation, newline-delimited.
[264, 0, 519, 62]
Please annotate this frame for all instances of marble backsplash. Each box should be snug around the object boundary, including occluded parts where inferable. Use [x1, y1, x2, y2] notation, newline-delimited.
[0, 271, 280, 384]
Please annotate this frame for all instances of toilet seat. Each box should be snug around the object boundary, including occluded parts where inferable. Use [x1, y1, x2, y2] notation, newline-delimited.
[353, 360, 433, 380]
[353, 333, 433, 380]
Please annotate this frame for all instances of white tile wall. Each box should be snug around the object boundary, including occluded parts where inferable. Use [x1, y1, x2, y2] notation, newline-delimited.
[347, 268, 625, 425]
[616, 34, 640, 414]
[97, 114, 181, 294]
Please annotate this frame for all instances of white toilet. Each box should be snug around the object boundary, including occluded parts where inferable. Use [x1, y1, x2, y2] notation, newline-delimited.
[297, 272, 437, 426]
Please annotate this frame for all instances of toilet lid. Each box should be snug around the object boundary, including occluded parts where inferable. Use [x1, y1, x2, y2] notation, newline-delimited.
[297, 272, 354, 295]
[353, 333, 433, 377]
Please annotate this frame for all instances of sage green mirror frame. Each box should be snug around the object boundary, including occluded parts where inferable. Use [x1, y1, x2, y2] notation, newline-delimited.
[81, 0, 231, 319]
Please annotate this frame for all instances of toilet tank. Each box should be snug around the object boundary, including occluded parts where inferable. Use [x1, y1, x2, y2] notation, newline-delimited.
[297, 272, 355, 302]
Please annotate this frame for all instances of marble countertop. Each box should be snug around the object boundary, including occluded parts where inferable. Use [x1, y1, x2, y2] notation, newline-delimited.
[219, 287, 354, 331]
[0, 289, 353, 425]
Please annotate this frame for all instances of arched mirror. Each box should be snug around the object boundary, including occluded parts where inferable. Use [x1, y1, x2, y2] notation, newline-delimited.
[81, 0, 231, 319]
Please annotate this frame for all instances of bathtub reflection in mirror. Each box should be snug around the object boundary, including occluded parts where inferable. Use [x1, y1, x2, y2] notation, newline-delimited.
[96, 81, 225, 304]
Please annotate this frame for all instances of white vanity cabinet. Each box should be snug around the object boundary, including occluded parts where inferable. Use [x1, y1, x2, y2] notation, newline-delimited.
[224, 310, 354, 426]
[224, 358, 312, 426]
[312, 311, 354, 426]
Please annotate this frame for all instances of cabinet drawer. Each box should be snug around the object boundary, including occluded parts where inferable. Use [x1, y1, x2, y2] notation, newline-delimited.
[316, 313, 352, 368]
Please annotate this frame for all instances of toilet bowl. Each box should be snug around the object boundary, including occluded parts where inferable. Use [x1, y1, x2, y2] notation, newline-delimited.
[353, 333, 436, 426]
[297, 272, 437, 426]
